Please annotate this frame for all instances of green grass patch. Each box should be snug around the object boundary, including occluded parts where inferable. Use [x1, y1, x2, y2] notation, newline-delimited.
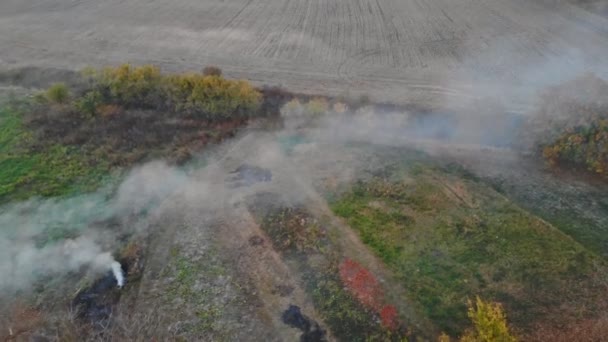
[486, 176, 608, 257]
[0, 107, 108, 203]
[331, 165, 607, 336]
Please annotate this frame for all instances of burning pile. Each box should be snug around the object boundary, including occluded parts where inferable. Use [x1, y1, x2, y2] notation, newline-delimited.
[72, 260, 126, 325]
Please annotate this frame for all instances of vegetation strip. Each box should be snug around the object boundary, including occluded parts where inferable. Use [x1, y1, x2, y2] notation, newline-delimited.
[330, 163, 608, 338]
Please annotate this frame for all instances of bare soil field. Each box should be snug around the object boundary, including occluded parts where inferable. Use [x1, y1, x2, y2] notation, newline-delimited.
[1, 0, 608, 108]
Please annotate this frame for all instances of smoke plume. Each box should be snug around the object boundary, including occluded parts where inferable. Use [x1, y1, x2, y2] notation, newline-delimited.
[0, 162, 188, 294]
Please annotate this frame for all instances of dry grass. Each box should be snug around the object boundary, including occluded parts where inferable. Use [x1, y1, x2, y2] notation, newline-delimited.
[0, 302, 43, 341]
[527, 316, 608, 342]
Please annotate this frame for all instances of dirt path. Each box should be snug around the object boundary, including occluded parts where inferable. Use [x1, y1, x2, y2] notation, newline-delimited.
[1, 0, 608, 108]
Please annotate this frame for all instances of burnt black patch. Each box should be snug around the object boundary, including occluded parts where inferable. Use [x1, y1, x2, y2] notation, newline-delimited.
[72, 261, 127, 326]
[282, 305, 327, 342]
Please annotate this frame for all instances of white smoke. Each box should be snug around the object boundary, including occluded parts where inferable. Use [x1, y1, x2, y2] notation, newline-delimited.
[0, 235, 119, 292]
[111, 261, 125, 288]
[0, 162, 186, 294]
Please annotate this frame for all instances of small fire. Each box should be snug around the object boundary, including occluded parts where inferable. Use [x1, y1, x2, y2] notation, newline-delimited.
[111, 261, 125, 288]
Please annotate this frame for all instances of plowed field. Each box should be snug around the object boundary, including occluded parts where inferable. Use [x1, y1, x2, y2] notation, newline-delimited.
[1, 0, 608, 107]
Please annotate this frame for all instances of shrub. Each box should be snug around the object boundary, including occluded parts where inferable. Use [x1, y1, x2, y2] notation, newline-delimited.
[202, 66, 223, 77]
[46, 83, 69, 104]
[165, 74, 261, 119]
[541, 119, 608, 176]
[306, 97, 329, 116]
[80, 66, 98, 86]
[438, 333, 451, 342]
[459, 297, 517, 342]
[333, 101, 348, 113]
[339, 258, 384, 310]
[379, 305, 398, 330]
[74, 90, 103, 117]
[97, 64, 163, 107]
[522, 74, 608, 177]
[193, 76, 261, 118]
[164, 73, 197, 112]
[338, 258, 401, 331]
[282, 98, 304, 117]
[79, 64, 262, 120]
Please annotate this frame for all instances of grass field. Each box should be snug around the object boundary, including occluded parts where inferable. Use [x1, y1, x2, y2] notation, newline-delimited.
[331, 160, 608, 336]
[484, 174, 608, 258]
[0, 106, 107, 202]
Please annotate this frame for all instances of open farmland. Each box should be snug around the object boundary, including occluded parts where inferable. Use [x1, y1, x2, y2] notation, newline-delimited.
[1, 0, 608, 107]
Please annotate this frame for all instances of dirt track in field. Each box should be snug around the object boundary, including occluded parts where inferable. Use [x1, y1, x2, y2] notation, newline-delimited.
[1, 0, 608, 108]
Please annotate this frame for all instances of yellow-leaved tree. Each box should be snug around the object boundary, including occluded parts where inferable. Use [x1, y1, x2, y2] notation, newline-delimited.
[98, 64, 163, 108]
[459, 297, 517, 342]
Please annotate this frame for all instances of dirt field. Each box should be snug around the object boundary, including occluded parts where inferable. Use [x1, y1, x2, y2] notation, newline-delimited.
[1, 0, 608, 108]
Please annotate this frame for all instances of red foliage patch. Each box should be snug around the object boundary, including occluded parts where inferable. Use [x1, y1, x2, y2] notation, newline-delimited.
[380, 305, 398, 330]
[339, 258, 400, 330]
[339, 258, 384, 310]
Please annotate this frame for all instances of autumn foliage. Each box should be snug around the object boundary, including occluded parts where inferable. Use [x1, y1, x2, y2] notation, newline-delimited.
[379, 305, 399, 331]
[164, 73, 261, 118]
[522, 74, 608, 177]
[339, 258, 399, 330]
[459, 297, 517, 342]
[339, 258, 383, 309]
[542, 119, 608, 176]
[79, 64, 261, 120]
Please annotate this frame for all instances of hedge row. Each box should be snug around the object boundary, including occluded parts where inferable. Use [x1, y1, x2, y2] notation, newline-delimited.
[53, 64, 262, 120]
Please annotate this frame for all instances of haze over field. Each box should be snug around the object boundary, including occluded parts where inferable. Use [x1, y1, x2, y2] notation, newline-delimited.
[1, 0, 608, 340]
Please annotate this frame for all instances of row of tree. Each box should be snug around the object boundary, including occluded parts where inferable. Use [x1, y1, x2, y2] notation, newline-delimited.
[45, 64, 262, 120]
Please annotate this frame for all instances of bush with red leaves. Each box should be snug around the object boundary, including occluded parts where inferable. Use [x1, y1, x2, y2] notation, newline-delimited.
[339, 258, 399, 330]
[380, 305, 399, 330]
[339, 258, 383, 309]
